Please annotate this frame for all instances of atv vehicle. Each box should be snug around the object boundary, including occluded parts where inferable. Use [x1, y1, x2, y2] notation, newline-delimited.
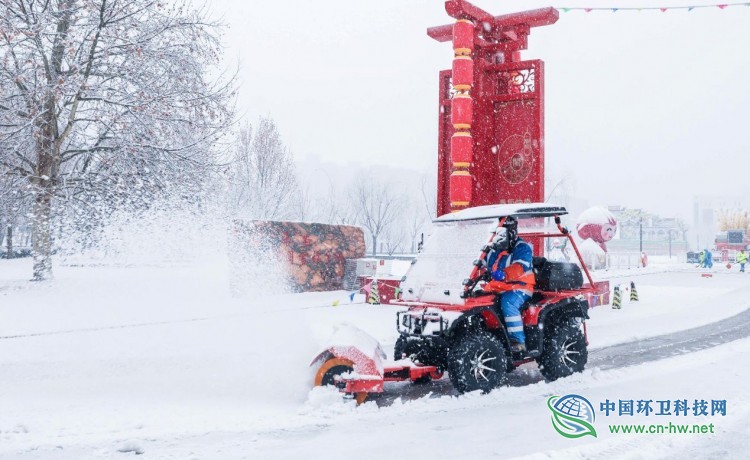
[311, 203, 596, 400]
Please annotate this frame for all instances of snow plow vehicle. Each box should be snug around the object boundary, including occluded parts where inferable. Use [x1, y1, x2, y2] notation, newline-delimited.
[311, 203, 596, 402]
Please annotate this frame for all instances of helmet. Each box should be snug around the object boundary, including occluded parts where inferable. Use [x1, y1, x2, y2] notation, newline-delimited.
[503, 216, 518, 243]
[491, 227, 509, 252]
[491, 217, 519, 252]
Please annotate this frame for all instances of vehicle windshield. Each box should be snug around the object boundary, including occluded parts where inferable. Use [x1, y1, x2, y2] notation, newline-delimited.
[400, 218, 497, 305]
[400, 216, 561, 305]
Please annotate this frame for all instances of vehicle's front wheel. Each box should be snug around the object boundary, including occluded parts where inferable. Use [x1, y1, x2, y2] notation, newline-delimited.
[447, 332, 508, 394]
[394, 335, 420, 361]
[537, 320, 588, 381]
[394, 335, 432, 384]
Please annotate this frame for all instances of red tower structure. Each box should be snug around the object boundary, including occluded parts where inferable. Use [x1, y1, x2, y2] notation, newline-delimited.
[428, 1, 558, 217]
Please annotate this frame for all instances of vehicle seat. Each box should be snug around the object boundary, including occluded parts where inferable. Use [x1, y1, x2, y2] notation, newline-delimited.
[516, 257, 547, 310]
[532, 256, 547, 276]
[532, 256, 547, 291]
[533, 256, 584, 291]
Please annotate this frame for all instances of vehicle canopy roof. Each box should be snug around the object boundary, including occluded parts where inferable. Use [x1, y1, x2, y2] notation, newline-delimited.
[434, 203, 567, 223]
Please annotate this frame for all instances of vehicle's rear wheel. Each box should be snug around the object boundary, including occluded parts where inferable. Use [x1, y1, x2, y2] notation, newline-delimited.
[537, 320, 588, 381]
[447, 332, 508, 394]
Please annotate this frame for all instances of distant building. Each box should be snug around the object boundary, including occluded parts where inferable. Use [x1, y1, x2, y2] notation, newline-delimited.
[605, 205, 687, 256]
[692, 195, 750, 250]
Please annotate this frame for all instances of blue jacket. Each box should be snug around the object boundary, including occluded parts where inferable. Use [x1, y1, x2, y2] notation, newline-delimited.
[486, 238, 534, 293]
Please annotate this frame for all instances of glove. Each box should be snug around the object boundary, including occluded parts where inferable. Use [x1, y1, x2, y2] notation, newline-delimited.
[491, 268, 505, 282]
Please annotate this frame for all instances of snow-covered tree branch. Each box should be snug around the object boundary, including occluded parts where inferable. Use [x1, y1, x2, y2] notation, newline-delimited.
[0, 0, 235, 279]
[228, 117, 299, 220]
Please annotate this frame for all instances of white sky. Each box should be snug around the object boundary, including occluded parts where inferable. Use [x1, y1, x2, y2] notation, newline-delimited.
[207, 0, 750, 220]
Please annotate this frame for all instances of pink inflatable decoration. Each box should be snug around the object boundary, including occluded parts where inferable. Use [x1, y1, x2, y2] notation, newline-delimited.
[576, 207, 617, 253]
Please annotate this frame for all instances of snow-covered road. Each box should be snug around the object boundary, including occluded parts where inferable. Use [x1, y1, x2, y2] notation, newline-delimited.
[380, 304, 750, 405]
[1, 259, 749, 459]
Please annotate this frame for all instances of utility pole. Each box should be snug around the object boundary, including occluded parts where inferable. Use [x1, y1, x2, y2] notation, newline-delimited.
[669, 229, 672, 259]
[639, 215, 643, 254]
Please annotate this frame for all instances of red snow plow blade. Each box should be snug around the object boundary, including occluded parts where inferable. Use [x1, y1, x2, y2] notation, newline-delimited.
[310, 324, 442, 403]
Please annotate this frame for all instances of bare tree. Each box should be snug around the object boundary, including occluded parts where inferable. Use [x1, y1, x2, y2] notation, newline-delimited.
[674, 217, 690, 242]
[229, 118, 298, 220]
[545, 172, 576, 208]
[295, 183, 312, 222]
[310, 180, 358, 226]
[0, 174, 31, 257]
[351, 176, 404, 256]
[331, 187, 359, 226]
[406, 203, 427, 253]
[382, 223, 406, 255]
[0, 0, 234, 280]
[320, 182, 340, 224]
[419, 174, 437, 220]
[717, 209, 749, 233]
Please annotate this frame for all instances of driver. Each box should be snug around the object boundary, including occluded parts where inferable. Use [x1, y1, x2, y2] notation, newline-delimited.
[484, 217, 535, 353]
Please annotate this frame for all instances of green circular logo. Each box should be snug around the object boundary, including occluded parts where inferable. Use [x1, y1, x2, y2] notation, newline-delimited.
[548, 394, 598, 439]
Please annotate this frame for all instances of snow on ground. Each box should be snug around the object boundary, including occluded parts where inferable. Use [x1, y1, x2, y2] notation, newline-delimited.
[264, 337, 750, 460]
[587, 271, 750, 348]
[1, 257, 749, 459]
[0, 258, 323, 457]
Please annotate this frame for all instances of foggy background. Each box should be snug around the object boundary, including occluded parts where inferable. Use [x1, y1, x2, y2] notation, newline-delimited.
[207, 0, 750, 223]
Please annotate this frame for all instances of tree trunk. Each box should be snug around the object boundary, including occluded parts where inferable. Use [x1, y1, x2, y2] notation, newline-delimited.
[32, 188, 53, 280]
[31, 97, 58, 281]
[5, 225, 12, 259]
[372, 235, 377, 256]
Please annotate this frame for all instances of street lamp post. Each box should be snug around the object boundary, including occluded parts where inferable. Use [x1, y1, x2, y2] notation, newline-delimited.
[639, 216, 643, 254]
